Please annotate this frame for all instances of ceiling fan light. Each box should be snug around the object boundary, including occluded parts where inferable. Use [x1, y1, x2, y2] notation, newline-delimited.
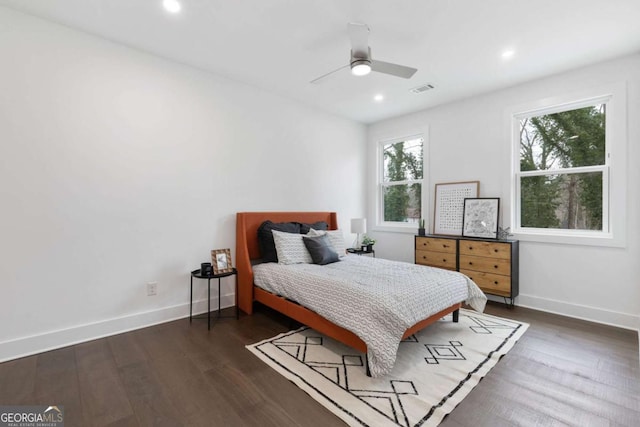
[351, 60, 371, 76]
[163, 0, 182, 13]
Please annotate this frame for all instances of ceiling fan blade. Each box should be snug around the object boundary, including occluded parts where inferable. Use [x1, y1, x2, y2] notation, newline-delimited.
[310, 64, 349, 84]
[371, 60, 417, 79]
[348, 22, 370, 58]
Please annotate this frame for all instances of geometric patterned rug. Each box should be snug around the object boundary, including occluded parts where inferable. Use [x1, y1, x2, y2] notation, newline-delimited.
[247, 309, 528, 427]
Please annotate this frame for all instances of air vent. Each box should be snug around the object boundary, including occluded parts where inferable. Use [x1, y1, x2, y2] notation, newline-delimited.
[409, 84, 434, 94]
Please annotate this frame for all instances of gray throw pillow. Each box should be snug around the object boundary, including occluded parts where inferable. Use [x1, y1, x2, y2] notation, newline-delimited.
[303, 234, 340, 265]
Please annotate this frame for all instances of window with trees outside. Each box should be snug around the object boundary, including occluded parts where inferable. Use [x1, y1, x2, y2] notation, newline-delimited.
[379, 136, 424, 225]
[515, 101, 609, 236]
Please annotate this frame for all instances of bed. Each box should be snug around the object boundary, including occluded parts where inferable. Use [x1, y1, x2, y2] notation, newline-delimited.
[236, 211, 486, 376]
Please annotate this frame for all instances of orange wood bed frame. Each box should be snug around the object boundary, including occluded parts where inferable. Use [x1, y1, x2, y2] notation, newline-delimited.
[235, 211, 461, 354]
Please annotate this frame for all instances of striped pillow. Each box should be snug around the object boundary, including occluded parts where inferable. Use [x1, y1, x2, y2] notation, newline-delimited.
[272, 230, 313, 264]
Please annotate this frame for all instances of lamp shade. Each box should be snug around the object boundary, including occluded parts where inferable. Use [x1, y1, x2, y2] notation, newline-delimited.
[350, 218, 367, 234]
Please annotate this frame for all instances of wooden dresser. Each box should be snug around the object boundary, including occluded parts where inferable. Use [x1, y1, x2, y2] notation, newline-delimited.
[415, 235, 519, 305]
[415, 235, 458, 271]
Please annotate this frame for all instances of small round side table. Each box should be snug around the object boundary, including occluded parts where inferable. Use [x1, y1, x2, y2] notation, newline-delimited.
[346, 247, 376, 257]
[190, 267, 238, 330]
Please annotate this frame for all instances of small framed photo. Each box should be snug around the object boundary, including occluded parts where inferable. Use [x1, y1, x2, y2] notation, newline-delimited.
[462, 198, 500, 239]
[211, 248, 233, 274]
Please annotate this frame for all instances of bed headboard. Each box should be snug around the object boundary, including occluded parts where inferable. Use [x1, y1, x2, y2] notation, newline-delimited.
[235, 212, 338, 314]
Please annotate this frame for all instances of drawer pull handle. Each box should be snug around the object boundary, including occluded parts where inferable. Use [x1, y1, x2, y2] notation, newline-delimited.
[468, 246, 473, 250]
[423, 256, 427, 259]
[443, 259, 447, 262]
[494, 281, 498, 285]
[494, 265, 498, 269]
[494, 249, 498, 252]
[468, 262, 473, 265]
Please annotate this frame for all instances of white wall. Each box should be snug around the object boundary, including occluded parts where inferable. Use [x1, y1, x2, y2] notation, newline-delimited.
[0, 8, 366, 361]
[368, 54, 640, 331]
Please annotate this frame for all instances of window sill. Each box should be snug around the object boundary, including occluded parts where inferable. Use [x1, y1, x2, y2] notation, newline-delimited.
[372, 224, 420, 234]
[513, 229, 625, 248]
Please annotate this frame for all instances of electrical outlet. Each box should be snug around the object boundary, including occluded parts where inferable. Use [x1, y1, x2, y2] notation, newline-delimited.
[147, 282, 158, 296]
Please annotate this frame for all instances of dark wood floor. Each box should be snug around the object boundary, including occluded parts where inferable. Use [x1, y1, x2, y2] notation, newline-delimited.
[1, 302, 638, 426]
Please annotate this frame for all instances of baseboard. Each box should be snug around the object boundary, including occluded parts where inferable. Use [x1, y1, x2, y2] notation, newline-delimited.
[4, 292, 637, 363]
[496, 293, 639, 331]
[0, 293, 236, 363]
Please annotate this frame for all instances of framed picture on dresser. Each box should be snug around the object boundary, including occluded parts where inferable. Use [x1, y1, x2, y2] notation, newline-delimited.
[433, 181, 479, 235]
[462, 198, 500, 239]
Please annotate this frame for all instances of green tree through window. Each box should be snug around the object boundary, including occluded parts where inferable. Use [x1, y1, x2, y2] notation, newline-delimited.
[518, 104, 606, 231]
[381, 137, 423, 223]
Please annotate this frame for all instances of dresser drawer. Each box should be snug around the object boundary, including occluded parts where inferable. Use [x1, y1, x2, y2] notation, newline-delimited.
[416, 237, 456, 253]
[459, 254, 511, 276]
[460, 269, 511, 296]
[459, 240, 511, 260]
[416, 249, 456, 270]
[414, 235, 518, 302]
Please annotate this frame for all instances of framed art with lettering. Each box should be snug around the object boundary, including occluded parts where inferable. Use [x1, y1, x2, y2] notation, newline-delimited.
[433, 181, 479, 235]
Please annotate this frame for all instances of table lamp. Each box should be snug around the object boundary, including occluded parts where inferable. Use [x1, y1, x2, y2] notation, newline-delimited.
[350, 218, 366, 249]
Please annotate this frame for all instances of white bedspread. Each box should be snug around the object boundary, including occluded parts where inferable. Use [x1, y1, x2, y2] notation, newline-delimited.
[253, 255, 487, 377]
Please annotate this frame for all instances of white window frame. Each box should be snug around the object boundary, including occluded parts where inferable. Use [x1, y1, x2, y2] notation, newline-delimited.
[375, 133, 427, 232]
[508, 83, 627, 247]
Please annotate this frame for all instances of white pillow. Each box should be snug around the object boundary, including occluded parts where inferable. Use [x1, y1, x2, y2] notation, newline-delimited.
[308, 229, 347, 258]
[272, 230, 313, 264]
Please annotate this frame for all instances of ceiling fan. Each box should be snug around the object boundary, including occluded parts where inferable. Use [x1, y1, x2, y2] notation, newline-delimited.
[310, 22, 418, 84]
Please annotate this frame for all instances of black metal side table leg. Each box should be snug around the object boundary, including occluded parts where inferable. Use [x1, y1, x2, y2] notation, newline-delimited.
[190, 268, 239, 330]
[235, 274, 239, 319]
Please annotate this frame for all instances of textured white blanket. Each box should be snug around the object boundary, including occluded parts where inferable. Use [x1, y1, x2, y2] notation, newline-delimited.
[253, 255, 487, 377]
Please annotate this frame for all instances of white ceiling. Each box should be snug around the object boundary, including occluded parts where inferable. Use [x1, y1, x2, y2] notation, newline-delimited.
[2, 0, 640, 123]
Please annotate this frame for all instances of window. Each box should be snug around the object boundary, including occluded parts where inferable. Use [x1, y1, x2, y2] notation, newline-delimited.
[518, 103, 607, 231]
[378, 135, 424, 226]
[511, 84, 627, 246]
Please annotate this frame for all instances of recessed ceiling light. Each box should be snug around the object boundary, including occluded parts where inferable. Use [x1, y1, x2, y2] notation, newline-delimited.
[163, 0, 182, 13]
[502, 49, 515, 59]
[374, 94, 384, 102]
